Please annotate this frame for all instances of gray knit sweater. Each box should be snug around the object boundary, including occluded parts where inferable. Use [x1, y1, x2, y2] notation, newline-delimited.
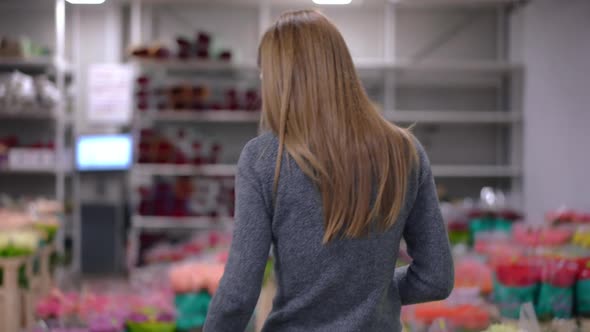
[204, 133, 454, 332]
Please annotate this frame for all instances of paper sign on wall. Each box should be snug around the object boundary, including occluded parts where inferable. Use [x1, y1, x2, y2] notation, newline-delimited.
[87, 64, 134, 125]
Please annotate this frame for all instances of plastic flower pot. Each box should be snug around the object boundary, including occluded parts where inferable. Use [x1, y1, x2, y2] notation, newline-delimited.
[535, 259, 579, 319]
[494, 262, 540, 319]
[447, 304, 490, 331]
[576, 260, 590, 316]
[34, 223, 59, 243]
[493, 218, 512, 233]
[448, 222, 470, 245]
[127, 321, 176, 332]
[174, 291, 211, 330]
[493, 279, 538, 319]
[469, 218, 495, 245]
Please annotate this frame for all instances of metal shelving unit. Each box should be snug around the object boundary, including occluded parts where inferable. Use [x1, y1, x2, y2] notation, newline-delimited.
[0, 73, 69, 200]
[0, 0, 71, 256]
[126, 0, 525, 267]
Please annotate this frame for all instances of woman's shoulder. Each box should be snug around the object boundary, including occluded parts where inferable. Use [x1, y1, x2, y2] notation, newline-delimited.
[239, 132, 279, 170]
[246, 132, 278, 150]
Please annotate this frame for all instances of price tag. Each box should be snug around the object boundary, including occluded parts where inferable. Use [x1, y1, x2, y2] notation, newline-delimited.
[87, 64, 134, 125]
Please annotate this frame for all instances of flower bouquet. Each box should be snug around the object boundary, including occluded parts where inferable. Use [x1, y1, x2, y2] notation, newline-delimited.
[0, 229, 39, 257]
[169, 261, 225, 330]
[535, 258, 579, 320]
[512, 224, 573, 247]
[576, 258, 590, 317]
[493, 258, 540, 319]
[126, 308, 175, 332]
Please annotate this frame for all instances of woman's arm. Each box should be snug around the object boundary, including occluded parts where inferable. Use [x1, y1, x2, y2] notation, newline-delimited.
[204, 141, 272, 332]
[394, 145, 454, 305]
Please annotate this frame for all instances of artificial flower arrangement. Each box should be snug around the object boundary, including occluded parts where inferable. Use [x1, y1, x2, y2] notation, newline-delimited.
[169, 258, 225, 331]
[402, 288, 491, 332]
[29, 198, 63, 243]
[35, 288, 176, 332]
[144, 231, 230, 264]
[512, 223, 573, 247]
[0, 228, 39, 257]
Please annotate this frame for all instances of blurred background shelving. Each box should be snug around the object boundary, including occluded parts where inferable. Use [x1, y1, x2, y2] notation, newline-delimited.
[121, 0, 525, 266]
[1, 0, 590, 331]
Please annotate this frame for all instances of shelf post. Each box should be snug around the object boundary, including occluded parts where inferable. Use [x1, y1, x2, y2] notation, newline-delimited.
[384, 1, 396, 112]
[258, 0, 271, 39]
[54, 0, 66, 204]
[130, 0, 142, 47]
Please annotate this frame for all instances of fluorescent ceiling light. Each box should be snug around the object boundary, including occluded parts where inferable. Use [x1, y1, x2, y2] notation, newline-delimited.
[66, 0, 106, 4]
[313, 0, 353, 4]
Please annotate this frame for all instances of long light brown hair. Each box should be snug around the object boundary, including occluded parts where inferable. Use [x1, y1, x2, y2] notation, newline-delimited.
[259, 9, 418, 243]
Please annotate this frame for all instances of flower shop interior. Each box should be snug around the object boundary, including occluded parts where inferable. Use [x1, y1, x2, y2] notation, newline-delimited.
[0, 0, 589, 331]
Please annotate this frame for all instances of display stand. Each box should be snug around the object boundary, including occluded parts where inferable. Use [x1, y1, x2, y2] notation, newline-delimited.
[0, 256, 26, 332]
[0, 244, 55, 332]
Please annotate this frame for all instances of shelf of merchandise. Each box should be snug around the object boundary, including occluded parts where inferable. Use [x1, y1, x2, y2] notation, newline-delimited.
[128, 214, 234, 266]
[132, 164, 237, 177]
[132, 215, 233, 230]
[0, 1, 71, 263]
[126, 0, 525, 267]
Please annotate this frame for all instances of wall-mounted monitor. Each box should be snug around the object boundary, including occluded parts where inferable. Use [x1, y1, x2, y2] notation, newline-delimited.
[76, 134, 132, 171]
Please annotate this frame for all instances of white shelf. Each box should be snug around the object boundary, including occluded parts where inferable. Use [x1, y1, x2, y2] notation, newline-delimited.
[0, 167, 60, 175]
[133, 57, 520, 75]
[133, 164, 237, 177]
[0, 57, 55, 69]
[143, 110, 520, 124]
[352, 58, 521, 74]
[391, 0, 521, 8]
[132, 215, 233, 230]
[385, 110, 521, 124]
[146, 110, 260, 123]
[132, 58, 256, 71]
[431, 165, 521, 177]
[392, 59, 520, 74]
[0, 111, 56, 120]
[133, 163, 519, 178]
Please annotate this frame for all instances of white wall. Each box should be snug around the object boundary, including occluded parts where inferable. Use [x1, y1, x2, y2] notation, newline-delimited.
[520, 0, 590, 219]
